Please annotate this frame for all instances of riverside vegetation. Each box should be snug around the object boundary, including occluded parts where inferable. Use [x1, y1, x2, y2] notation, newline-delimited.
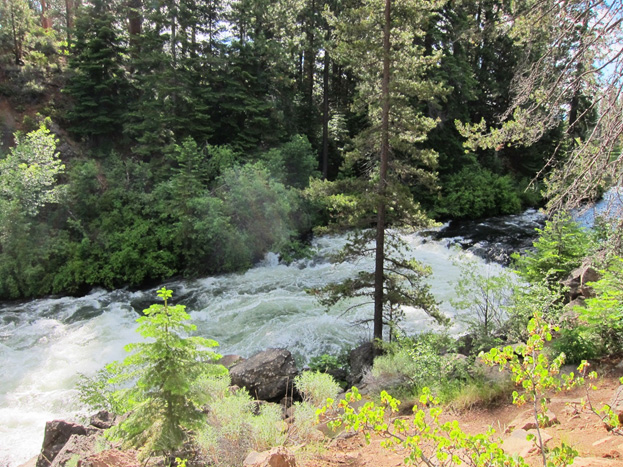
[2, 0, 623, 465]
[75, 214, 623, 466]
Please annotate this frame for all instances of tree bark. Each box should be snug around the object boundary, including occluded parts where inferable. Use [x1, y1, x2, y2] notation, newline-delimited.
[41, 0, 52, 29]
[65, 0, 74, 43]
[322, 48, 330, 179]
[374, 0, 391, 343]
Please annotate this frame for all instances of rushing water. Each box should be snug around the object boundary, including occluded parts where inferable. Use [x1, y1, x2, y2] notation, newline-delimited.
[0, 216, 541, 467]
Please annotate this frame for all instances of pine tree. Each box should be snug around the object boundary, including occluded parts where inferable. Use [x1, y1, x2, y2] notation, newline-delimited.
[313, 0, 448, 343]
[65, 0, 129, 143]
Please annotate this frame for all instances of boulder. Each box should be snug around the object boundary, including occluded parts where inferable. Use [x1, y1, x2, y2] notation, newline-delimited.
[220, 354, 244, 369]
[502, 428, 552, 459]
[348, 342, 374, 386]
[89, 411, 118, 430]
[243, 447, 297, 467]
[506, 409, 559, 432]
[36, 421, 90, 467]
[50, 433, 108, 467]
[229, 348, 298, 401]
[562, 265, 600, 302]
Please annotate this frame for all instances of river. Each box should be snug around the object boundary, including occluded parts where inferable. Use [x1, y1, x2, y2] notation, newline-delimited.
[0, 211, 546, 466]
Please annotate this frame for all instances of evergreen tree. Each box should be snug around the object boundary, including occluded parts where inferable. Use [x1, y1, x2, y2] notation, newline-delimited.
[65, 0, 129, 142]
[315, 0, 447, 342]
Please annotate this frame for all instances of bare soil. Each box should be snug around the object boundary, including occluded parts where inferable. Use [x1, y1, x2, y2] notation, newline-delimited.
[300, 361, 623, 467]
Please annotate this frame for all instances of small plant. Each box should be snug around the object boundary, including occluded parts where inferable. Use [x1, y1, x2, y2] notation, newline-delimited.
[295, 371, 342, 407]
[100, 288, 226, 461]
[577, 362, 623, 434]
[289, 371, 342, 443]
[195, 375, 287, 467]
[480, 312, 582, 466]
[451, 257, 515, 354]
[318, 387, 528, 466]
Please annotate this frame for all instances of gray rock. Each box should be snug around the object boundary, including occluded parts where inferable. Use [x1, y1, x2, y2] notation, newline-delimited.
[348, 342, 374, 386]
[220, 354, 244, 369]
[229, 348, 298, 401]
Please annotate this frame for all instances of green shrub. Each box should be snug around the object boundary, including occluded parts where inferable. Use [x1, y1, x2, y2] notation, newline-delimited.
[365, 333, 467, 398]
[577, 256, 623, 355]
[437, 166, 522, 219]
[295, 371, 342, 407]
[512, 213, 594, 286]
[195, 377, 286, 467]
[451, 257, 516, 354]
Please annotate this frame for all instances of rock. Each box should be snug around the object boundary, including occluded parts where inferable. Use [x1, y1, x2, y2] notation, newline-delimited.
[561, 265, 600, 302]
[243, 446, 297, 467]
[229, 348, 298, 401]
[37, 421, 90, 467]
[608, 384, 623, 425]
[507, 409, 559, 432]
[220, 354, 244, 369]
[348, 342, 374, 385]
[89, 411, 118, 430]
[50, 433, 108, 467]
[502, 428, 552, 458]
[79, 449, 140, 467]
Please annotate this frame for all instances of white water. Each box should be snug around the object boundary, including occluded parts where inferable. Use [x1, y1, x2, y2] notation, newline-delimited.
[0, 231, 507, 467]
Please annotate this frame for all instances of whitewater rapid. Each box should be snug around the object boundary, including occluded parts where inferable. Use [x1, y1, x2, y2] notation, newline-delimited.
[0, 231, 508, 466]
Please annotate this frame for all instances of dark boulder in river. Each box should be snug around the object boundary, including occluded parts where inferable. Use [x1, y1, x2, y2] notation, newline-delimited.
[229, 348, 298, 401]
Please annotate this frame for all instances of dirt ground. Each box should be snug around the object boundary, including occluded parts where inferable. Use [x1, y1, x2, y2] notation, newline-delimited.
[300, 361, 623, 467]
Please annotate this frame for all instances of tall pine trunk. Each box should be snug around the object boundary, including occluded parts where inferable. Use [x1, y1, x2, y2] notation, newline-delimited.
[374, 0, 391, 343]
[322, 48, 330, 179]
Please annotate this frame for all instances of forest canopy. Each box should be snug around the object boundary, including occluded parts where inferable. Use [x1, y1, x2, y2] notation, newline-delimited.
[0, 0, 621, 301]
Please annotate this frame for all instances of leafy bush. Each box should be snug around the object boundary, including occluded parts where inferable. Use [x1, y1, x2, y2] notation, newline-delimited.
[577, 256, 623, 355]
[512, 213, 594, 286]
[364, 333, 467, 398]
[295, 371, 342, 407]
[451, 257, 516, 353]
[261, 134, 320, 189]
[195, 376, 286, 467]
[436, 166, 522, 219]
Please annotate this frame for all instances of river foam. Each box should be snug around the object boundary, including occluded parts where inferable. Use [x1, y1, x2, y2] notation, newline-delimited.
[0, 230, 508, 466]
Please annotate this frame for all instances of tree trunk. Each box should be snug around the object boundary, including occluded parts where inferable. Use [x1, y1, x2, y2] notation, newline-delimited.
[65, 0, 74, 43]
[322, 48, 330, 179]
[41, 0, 52, 29]
[305, 0, 315, 111]
[374, 0, 391, 344]
[128, 0, 142, 52]
[10, 3, 21, 65]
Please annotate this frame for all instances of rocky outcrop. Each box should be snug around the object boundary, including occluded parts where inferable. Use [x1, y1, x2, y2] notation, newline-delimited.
[229, 348, 298, 401]
[36, 412, 120, 467]
[37, 421, 91, 467]
[50, 433, 107, 467]
[243, 447, 297, 467]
